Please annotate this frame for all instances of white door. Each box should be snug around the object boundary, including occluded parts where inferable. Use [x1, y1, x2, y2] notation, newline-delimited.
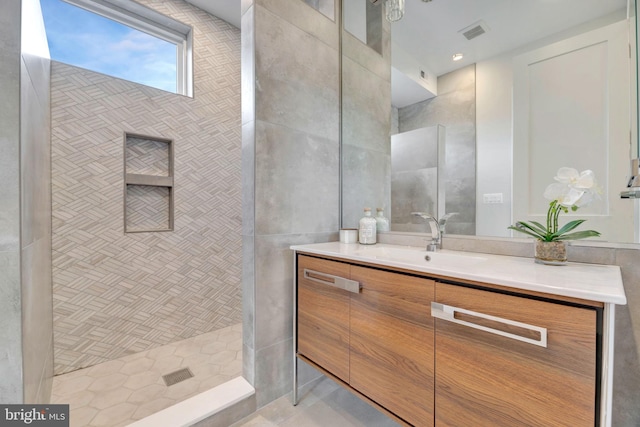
[513, 20, 634, 243]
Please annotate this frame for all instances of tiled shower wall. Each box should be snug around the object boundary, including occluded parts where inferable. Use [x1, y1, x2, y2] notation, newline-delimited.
[0, 0, 52, 402]
[242, 0, 341, 407]
[124, 136, 173, 232]
[51, 0, 241, 375]
[21, 36, 53, 405]
[0, 0, 23, 401]
[340, 5, 392, 229]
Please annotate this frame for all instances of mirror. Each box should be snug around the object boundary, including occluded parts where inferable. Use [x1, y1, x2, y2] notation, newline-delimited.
[341, 0, 639, 244]
[302, 0, 335, 20]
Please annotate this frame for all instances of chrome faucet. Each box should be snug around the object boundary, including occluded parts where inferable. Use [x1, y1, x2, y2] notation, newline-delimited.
[412, 212, 441, 252]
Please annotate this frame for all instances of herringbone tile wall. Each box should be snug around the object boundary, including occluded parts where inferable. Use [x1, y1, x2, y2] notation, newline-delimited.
[126, 185, 171, 231]
[125, 136, 170, 176]
[51, 0, 241, 375]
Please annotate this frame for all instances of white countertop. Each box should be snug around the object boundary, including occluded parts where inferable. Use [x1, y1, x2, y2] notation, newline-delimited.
[291, 242, 627, 305]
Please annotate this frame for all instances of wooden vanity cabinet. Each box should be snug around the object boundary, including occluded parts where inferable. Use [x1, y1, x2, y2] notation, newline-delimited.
[297, 255, 351, 382]
[350, 266, 435, 426]
[434, 282, 598, 427]
[296, 255, 435, 426]
[295, 254, 602, 426]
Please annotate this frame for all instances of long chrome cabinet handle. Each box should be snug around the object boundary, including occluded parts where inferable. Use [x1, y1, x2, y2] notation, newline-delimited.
[431, 302, 548, 348]
[303, 268, 361, 294]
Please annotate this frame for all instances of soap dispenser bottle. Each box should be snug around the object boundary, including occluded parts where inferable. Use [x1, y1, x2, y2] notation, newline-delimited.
[359, 208, 377, 245]
[375, 208, 390, 232]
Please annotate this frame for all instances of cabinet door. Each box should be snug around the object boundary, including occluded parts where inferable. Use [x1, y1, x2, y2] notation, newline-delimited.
[297, 255, 352, 382]
[434, 282, 597, 427]
[350, 266, 435, 427]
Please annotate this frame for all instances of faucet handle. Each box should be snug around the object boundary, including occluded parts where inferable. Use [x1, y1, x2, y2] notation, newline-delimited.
[438, 212, 458, 224]
[411, 212, 433, 220]
[411, 212, 441, 251]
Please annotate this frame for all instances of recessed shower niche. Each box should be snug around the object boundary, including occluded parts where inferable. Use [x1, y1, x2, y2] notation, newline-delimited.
[124, 133, 174, 232]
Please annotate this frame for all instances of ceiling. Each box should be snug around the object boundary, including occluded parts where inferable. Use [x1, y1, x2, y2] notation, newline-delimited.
[188, 0, 627, 71]
[394, 0, 627, 77]
[184, 0, 240, 28]
[188, 0, 628, 106]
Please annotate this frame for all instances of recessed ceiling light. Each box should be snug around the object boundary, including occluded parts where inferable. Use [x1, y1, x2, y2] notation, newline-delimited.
[452, 53, 464, 61]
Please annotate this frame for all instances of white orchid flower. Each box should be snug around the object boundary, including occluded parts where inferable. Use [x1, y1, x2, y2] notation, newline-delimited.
[510, 167, 601, 242]
[543, 183, 566, 201]
[543, 183, 584, 206]
[574, 190, 595, 207]
[554, 167, 595, 190]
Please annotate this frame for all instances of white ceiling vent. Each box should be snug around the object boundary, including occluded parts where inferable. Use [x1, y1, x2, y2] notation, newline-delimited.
[459, 20, 490, 41]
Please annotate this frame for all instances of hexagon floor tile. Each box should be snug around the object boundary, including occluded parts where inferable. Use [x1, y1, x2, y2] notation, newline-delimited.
[51, 323, 242, 427]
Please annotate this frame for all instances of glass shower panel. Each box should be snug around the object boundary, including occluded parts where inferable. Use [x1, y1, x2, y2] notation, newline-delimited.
[390, 124, 446, 233]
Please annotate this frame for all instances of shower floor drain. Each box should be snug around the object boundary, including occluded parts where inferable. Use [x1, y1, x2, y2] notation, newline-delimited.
[162, 367, 194, 386]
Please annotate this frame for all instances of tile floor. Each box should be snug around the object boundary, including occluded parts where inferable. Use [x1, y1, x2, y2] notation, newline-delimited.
[51, 323, 242, 427]
[231, 377, 401, 427]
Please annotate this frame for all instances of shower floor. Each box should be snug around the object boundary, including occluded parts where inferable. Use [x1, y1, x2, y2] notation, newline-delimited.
[51, 323, 242, 427]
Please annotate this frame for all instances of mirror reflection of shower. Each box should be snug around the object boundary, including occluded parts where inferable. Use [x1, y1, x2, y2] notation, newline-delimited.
[390, 125, 447, 233]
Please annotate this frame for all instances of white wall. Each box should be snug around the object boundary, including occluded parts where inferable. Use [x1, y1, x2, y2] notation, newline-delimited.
[475, 9, 627, 237]
[475, 56, 513, 237]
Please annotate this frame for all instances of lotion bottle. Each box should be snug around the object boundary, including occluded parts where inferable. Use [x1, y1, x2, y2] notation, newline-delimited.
[375, 208, 390, 232]
[359, 208, 377, 245]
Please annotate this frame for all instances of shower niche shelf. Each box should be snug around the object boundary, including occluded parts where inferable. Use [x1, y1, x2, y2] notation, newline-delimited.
[124, 133, 174, 233]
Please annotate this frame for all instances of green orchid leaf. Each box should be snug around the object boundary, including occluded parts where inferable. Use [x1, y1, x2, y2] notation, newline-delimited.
[512, 221, 535, 230]
[555, 219, 586, 236]
[515, 221, 549, 235]
[508, 223, 547, 240]
[528, 221, 549, 234]
[508, 226, 546, 240]
[554, 230, 601, 240]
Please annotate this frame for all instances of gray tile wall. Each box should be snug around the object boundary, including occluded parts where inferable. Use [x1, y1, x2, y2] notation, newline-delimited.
[21, 49, 53, 404]
[341, 7, 391, 229]
[242, 0, 340, 407]
[0, 0, 53, 403]
[50, 0, 242, 374]
[612, 248, 640, 426]
[0, 0, 23, 404]
[398, 65, 476, 235]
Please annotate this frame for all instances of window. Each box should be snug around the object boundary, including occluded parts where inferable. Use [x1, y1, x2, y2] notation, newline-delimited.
[41, 0, 193, 96]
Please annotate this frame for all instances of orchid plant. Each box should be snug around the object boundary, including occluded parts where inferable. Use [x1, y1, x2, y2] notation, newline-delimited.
[509, 167, 601, 242]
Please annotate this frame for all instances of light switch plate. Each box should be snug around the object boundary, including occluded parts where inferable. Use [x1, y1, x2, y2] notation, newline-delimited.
[483, 193, 504, 204]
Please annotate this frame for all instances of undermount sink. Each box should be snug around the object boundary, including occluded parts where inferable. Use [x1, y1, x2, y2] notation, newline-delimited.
[351, 245, 487, 269]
